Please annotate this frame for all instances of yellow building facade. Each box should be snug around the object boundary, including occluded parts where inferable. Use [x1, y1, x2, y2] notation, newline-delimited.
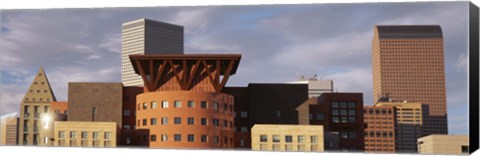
[417, 135, 469, 155]
[251, 124, 324, 152]
[40, 121, 116, 148]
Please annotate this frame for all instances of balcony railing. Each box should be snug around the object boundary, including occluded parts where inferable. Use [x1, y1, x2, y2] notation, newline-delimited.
[23, 127, 28, 133]
[24, 113, 30, 118]
[33, 127, 38, 133]
[34, 113, 40, 119]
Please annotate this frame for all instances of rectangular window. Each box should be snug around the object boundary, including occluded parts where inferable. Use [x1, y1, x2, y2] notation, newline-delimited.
[348, 102, 356, 108]
[201, 118, 208, 125]
[340, 102, 347, 108]
[151, 118, 157, 125]
[213, 119, 219, 126]
[224, 120, 228, 128]
[240, 111, 248, 118]
[188, 101, 195, 108]
[213, 102, 218, 110]
[174, 134, 181, 142]
[341, 117, 348, 123]
[142, 119, 147, 126]
[273, 135, 280, 142]
[59, 131, 65, 138]
[241, 127, 248, 132]
[161, 134, 168, 142]
[162, 101, 169, 108]
[224, 103, 228, 111]
[260, 135, 268, 142]
[214, 136, 219, 143]
[349, 132, 356, 139]
[70, 131, 77, 139]
[81, 131, 88, 139]
[201, 135, 208, 142]
[174, 117, 182, 124]
[349, 117, 356, 123]
[340, 110, 347, 116]
[285, 135, 293, 143]
[341, 132, 348, 139]
[317, 114, 324, 120]
[143, 103, 148, 110]
[151, 101, 157, 109]
[187, 117, 194, 125]
[174, 100, 181, 108]
[276, 111, 281, 117]
[201, 101, 208, 108]
[104, 132, 111, 140]
[93, 132, 99, 140]
[332, 109, 339, 116]
[150, 135, 157, 142]
[332, 102, 338, 108]
[332, 117, 339, 123]
[188, 134, 194, 142]
[298, 135, 305, 143]
[240, 139, 245, 147]
[161, 117, 168, 125]
[311, 136, 318, 143]
[123, 110, 130, 117]
[349, 110, 356, 116]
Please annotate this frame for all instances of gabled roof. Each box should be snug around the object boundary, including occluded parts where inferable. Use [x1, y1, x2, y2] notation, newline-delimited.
[22, 67, 57, 103]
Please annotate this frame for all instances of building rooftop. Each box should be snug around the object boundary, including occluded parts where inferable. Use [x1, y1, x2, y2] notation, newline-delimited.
[376, 25, 443, 39]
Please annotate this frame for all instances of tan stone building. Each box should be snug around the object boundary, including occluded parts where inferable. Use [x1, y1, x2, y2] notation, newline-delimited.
[375, 101, 425, 152]
[18, 67, 57, 145]
[1, 113, 19, 145]
[251, 124, 324, 152]
[372, 25, 448, 135]
[417, 135, 469, 155]
[40, 121, 116, 148]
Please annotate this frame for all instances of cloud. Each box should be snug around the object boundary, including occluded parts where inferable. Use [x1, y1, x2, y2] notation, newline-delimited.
[455, 53, 468, 73]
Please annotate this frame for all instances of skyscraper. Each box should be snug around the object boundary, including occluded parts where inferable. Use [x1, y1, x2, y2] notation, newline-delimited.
[121, 18, 184, 86]
[18, 67, 57, 145]
[371, 25, 448, 134]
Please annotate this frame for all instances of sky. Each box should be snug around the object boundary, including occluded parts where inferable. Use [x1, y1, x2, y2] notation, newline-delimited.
[0, 2, 470, 135]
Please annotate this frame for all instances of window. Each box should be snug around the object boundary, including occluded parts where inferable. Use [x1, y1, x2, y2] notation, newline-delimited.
[143, 103, 147, 110]
[161, 117, 168, 125]
[174, 134, 181, 141]
[213, 119, 219, 126]
[151, 118, 157, 125]
[151, 135, 157, 142]
[161, 134, 168, 142]
[349, 110, 356, 116]
[187, 117, 194, 125]
[162, 101, 169, 108]
[341, 117, 347, 123]
[201, 101, 208, 108]
[174, 117, 182, 124]
[348, 102, 356, 108]
[188, 101, 195, 108]
[81, 131, 88, 139]
[201, 135, 208, 142]
[123, 110, 130, 116]
[332, 109, 339, 116]
[332, 102, 338, 108]
[240, 139, 245, 147]
[201, 118, 207, 125]
[174, 100, 181, 108]
[349, 132, 356, 139]
[240, 111, 248, 118]
[273, 135, 280, 142]
[59, 131, 65, 138]
[224, 103, 228, 111]
[349, 117, 356, 123]
[340, 102, 347, 108]
[285, 135, 293, 143]
[317, 114, 324, 120]
[341, 132, 348, 139]
[142, 119, 147, 126]
[241, 127, 248, 132]
[188, 134, 194, 142]
[461, 145, 469, 153]
[93, 132, 99, 140]
[214, 136, 219, 144]
[224, 120, 228, 128]
[311, 136, 318, 143]
[105, 132, 111, 140]
[260, 135, 268, 142]
[213, 102, 218, 110]
[298, 135, 305, 143]
[276, 111, 281, 117]
[332, 117, 339, 123]
[340, 110, 347, 116]
[151, 101, 157, 109]
[70, 131, 77, 139]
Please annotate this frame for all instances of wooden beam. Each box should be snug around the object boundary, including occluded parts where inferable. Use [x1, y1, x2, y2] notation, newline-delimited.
[168, 60, 184, 90]
[215, 60, 220, 84]
[135, 60, 152, 92]
[201, 60, 218, 92]
[153, 61, 168, 89]
[186, 60, 201, 89]
[218, 59, 235, 92]
[182, 60, 188, 90]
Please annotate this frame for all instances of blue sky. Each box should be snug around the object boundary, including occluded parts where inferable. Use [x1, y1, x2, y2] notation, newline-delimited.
[0, 2, 470, 135]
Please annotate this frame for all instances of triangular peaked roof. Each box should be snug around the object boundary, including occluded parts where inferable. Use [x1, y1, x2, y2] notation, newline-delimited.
[22, 67, 57, 103]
